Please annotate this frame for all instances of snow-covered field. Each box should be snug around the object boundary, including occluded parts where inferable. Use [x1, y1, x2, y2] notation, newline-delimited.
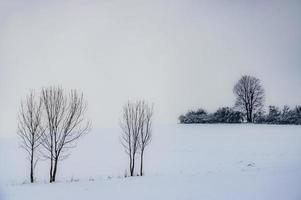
[1, 124, 301, 200]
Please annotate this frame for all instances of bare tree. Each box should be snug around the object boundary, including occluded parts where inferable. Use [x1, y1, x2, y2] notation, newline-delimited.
[120, 101, 146, 176]
[233, 75, 265, 123]
[40, 86, 91, 182]
[138, 102, 153, 176]
[17, 91, 44, 183]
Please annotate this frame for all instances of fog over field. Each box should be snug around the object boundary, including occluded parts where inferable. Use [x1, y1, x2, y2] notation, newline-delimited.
[1, 0, 301, 137]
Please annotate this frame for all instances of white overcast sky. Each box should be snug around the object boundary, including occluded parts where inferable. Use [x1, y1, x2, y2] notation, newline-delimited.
[0, 0, 300, 137]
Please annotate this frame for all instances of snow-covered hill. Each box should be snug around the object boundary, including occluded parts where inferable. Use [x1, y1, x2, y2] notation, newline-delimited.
[1, 124, 301, 200]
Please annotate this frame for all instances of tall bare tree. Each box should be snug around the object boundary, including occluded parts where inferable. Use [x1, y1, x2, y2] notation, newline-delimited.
[120, 101, 146, 176]
[17, 91, 44, 183]
[138, 102, 153, 176]
[40, 86, 91, 182]
[120, 100, 153, 176]
[233, 75, 265, 123]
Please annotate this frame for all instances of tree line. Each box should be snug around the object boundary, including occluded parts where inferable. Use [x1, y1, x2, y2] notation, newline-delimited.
[18, 86, 153, 183]
[179, 75, 301, 125]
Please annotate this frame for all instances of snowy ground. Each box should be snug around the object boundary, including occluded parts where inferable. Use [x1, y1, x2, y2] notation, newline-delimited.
[1, 124, 301, 200]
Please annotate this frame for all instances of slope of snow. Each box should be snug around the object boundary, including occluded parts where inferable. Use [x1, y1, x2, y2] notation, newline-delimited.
[1, 124, 301, 200]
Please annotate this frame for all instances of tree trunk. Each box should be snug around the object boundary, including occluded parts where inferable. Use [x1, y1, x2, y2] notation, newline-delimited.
[52, 157, 58, 182]
[250, 109, 253, 123]
[130, 162, 134, 176]
[246, 107, 249, 122]
[130, 156, 135, 176]
[49, 156, 53, 183]
[140, 150, 144, 176]
[246, 108, 252, 123]
[30, 147, 34, 183]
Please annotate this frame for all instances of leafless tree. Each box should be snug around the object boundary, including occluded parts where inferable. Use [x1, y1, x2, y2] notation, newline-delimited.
[233, 75, 265, 123]
[40, 86, 91, 182]
[138, 102, 153, 176]
[120, 100, 153, 176]
[17, 91, 44, 183]
[120, 101, 146, 176]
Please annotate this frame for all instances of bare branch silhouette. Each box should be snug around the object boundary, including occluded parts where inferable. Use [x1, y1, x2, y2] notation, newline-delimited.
[17, 91, 44, 183]
[40, 86, 91, 182]
[120, 100, 153, 176]
[233, 75, 265, 123]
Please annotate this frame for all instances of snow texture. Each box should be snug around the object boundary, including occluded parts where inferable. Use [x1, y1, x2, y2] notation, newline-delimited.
[1, 124, 301, 200]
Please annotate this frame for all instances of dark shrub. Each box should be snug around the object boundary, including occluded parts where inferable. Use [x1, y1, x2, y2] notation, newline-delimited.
[213, 107, 243, 123]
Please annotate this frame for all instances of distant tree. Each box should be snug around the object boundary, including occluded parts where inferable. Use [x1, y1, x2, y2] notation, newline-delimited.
[120, 100, 153, 177]
[280, 105, 294, 124]
[266, 106, 281, 124]
[178, 115, 187, 124]
[213, 107, 243, 123]
[40, 87, 91, 183]
[138, 102, 153, 176]
[253, 110, 266, 124]
[293, 106, 301, 124]
[17, 91, 44, 183]
[254, 105, 301, 125]
[120, 101, 145, 176]
[178, 108, 210, 124]
[193, 108, 207, 116]
[179, 107, 244, 124]
[233, 75, 265, 123]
